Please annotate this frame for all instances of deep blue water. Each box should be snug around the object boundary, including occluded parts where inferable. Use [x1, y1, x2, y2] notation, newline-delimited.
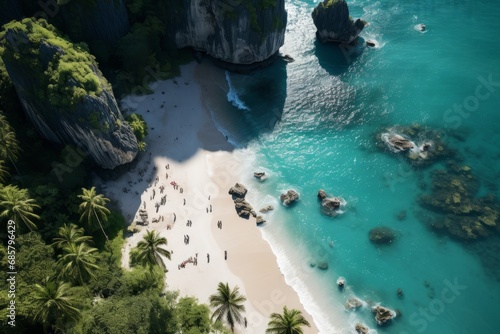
[211, 1, 500, 333]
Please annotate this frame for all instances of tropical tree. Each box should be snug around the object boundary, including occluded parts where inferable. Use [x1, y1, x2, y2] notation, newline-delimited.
[266, 306, 311, 334]
[77, 186, 111, 242]
[57, 242, 100, 285]
[52, 223, 93, 249]
[0, 160, 9, 183]
[209, 282, 247, 333]
[131, 230, 171, 270]
[0, 112, 21, 174]
[0, 185, 40, 231]
[33, 276, 80, 333]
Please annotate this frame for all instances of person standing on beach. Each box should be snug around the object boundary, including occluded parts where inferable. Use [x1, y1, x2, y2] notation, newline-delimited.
[224, 250, 227, 260]
[207, 253, 210, 263]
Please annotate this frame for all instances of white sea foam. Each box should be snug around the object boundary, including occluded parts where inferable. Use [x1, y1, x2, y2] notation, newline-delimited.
[225, 71, 249, 110]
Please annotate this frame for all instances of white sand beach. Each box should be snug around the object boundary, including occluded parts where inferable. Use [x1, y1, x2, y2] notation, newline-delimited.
[97, 62, 318, 333]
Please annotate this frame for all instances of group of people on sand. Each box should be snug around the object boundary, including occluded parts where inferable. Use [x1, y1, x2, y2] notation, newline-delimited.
[178, 255, 197, 269]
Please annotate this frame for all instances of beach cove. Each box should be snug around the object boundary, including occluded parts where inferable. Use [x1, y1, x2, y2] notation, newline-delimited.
[97, 62, 320, 334]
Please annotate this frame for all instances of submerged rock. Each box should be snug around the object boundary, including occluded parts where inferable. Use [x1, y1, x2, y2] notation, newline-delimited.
[345, 297, 363, 310]
[317, 261, 329, 270]
[229, 183, 248, 198]
[369, 227, 396, 245]
[418, 166, 500, 240]
[280, 189, 299, 206]
[259, 205, 274, 213]
[173, 0, 287, 67]
[372, 305, 396, 325]
[312, 0, 366, 44]
[0, 18, 138, 169]
[355, 323, 370, 334]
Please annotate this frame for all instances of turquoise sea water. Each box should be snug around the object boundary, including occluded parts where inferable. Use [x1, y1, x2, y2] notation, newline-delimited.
[211, 1, 500, 333]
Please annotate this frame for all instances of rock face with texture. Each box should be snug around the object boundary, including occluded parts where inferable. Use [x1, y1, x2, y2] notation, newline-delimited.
[355, 323, 370, 334]
[0, 19, 138, 169]
[173, 0, 287, 65]
[312, 0, 365, 44]
[372, 305, 396, 325]
[229, 183, 248, 198]
[280, 189, 299, 206]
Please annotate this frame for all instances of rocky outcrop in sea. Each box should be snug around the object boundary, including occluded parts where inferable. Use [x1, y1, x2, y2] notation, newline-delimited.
[0, 19, 138, 169]
[173, 0, 287, 68]
[280, 189, 299, 206]
[312, 0, 366, 44]
[376, 125, 451, 167]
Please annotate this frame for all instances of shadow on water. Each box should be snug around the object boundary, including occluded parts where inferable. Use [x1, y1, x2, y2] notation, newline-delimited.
[206, 58, 288, 146]
[314, 38, 365, 76]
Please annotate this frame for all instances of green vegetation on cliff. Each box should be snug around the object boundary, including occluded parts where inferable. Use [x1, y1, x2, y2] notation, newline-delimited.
[0, 18, 107, 109]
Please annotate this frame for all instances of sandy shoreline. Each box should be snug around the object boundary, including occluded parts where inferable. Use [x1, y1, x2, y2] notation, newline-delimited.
[97, 62, 317, 333]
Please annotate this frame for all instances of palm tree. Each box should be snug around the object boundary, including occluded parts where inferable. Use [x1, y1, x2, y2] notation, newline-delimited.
[52, 223, 93, 249]
[57, 242, 99, 285]
[33, 276, 80, 333]
[0, 160, 9, 184]
[132, 230, 171, 270]
[77, 186, 111, 242]
[266, 306, 311, 334]
[0, 113, 21, 175]
[0, 185, 40, 231]
[209, 282, 247, 333]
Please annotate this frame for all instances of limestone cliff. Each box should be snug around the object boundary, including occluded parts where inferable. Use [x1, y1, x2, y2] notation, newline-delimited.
[0, 18, 138, 169]
[173, 0, 287, 65]
[312, 0, 365, 44]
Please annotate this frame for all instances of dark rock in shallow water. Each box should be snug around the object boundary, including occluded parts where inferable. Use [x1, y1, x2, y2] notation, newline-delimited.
[256, 216, 266, 226]
[355, 323, 370, 334]
[229, 183, 248, 198]
[372, 305, 396, 325]
[280, 54, 295, 63]
[253, 172, 266, 180]
[317, 189, 328, 200]
[369, 227, 396, 245]
[174, 0, 287, 67]
[280, 190, 299, 206]
[0, 19, 138, 169]
[260, 205, 274, 213]
[337, 276, 346, 288]
[366, 40, 376, 47]
[312, 0, 366, 44]
[397, 288, 404, 298]
[317, 261, 329, 270]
